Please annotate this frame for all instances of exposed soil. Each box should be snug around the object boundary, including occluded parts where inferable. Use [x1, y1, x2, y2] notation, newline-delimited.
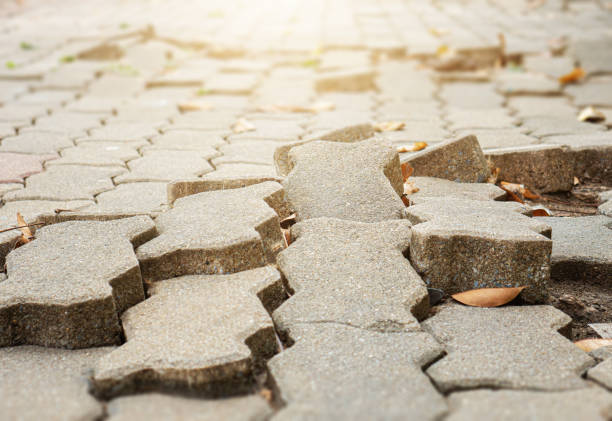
[528, 181, 610, 217]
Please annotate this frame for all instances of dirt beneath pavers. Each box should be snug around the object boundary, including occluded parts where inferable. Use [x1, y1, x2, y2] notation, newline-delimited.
[526, 181, 610, 217]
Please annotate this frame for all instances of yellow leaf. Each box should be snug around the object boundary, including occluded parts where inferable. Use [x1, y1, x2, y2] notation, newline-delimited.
[397, 142, 428, 153]
[531, 205, 551, 217]
[429, 28, 449, 38]
[403, 181, 419, 195]
[16, 212, 33, 244]
[452, 286, 527, 307]
[374, 121, 405, 132]
[436, 45, 449, 56]
[574, 338, 612, 352]
[400, 162, 414, 182]
[559, 67, 585, 85]
[577, 106, 605, 123]
[178, 101, 214, 112]
[233, 118, 256, 133]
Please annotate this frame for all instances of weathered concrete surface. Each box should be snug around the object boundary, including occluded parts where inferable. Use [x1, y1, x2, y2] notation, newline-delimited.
[93, 267, 284, 398]
[423, 304, 594, 392]
[0, 216, 156, 348]
[283, 139, 405, 222]
[136, 182, 287, 280]
[274, 218, 428, 333]
[269, 323, 447, 421]
[407, 176, 507, 204]
[0, 346, 113, 421]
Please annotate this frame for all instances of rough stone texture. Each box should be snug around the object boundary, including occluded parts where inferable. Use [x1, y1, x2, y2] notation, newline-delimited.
[115, 150, 216, 183]
[107, 394, 273, 421]
[446, 389, 612, 421]
[543, 132, 612, 182]
[408, 176, 507, 204]
[0, 346, 113, 421]
[588, 358, 612, 391]
[283, 139, 405, 222]
[423, 304, 595, 392]
[0, 152, 56, 183]
[540, 216, 612, 284]
[407, 198, 552, 302]
[0, 216, 156, 348]
[275, 218, 428, 333]
[269, 323, 447, 421]
[402, 135, 490, 183]
[93, 266, 283, 398]
[485, 145, 574, 193]
[137, 182, 287, 280]
[315, 67, 376, 92]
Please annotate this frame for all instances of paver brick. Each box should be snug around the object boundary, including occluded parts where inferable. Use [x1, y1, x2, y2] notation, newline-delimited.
[136, 181, 287, 280]
[168, 111, 237, 131]
[93, 266, 283, 398]
[115, 150, 216, 183]
[0, 131, 74, 154]
[440, 82, 504, 109]
[566, 81, 612, 107]
[496, 71, 561, 96]
[521, 116, 605, 137]
[0, 152, 56, 183]
[84, 182, 168, 215]
[446, 108, 517, 130]
[423, 304, 595, 392]
[508, 96, 577, 120]
[81, 123, 159, 143]
[213, 141, 284, 167]
[47, 142, 142, 167]
[0, 216, 155, 348]
[147, 130, 226, 151]
[315, 67, 376, 93]
[454, 128, 537, 150]
[407, 176, 507, 204]
[205, 72, 259, 94]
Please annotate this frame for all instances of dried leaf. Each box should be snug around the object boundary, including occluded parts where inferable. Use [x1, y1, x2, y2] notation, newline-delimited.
[279, 214, 297, 230]
[500, 181, 540, 202]
[436, 45, 450, 57]
[403, 181, 419, 195]
[428, 28, 449, 38]
[452, 286, 527, 307]
[559, 67, 585, 85]
[374, 121, 405, 132]
[573, 176, 580, 186]
[397, 142, 428, 153]
[400, 162, 414, 182]
[16, 213, 33, 244]
[487, 167, 501, 184]
[531, 205, 551, 217]
[574, 338, 612, 352]
[282, 229, 291, 247]
[577, 106, 606, 123]
[259, 388, 273, 403]
[178, 101, 214, 112]
[400, 194, 410, 207]
[256, 101, 335, 114]
[498, 183, 525, 204]
[233, 118, 256, 133]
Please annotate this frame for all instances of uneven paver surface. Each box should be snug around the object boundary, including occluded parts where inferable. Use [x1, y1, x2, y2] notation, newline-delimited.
[1, 0, 611, 418]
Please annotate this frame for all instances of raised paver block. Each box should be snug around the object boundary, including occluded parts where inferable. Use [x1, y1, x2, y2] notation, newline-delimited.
[485, 145, 574, 193]
[115, 150, 216, 183]
[93, 266, 284, 398]
[315, 67, 376, 93]
[544, 132, 612, 182]
[588, 357, 612, 391]
[423, 304, 595, 392]
[402, 135, 490, 183]
[107, 394, 273, 421]
[274, 217, 428, 333]
[269, 323, 447, 421]
[283, 139, 405, 222]
[0, 346, 113, 421]
[407, 176, 506, 204]
[0, 131, 73, 154]
[0, 152, 56, 183]
[407, 198, 552, 302]
[540, 216, 611, 284]
[274, 123, 374, 176]
[137, 181, 288, 280]
[446, 389, 612, 421]
[0, 216, 156, 348]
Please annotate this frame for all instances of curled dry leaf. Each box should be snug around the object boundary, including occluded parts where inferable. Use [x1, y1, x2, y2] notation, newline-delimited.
[282, 229, 291, 247]
[403, 181, 419, 196]
[259, 388, 273, 404]
[397, 142, 428, 153]
[559, 67, 585, 85]
[256, 101, 335, 114]
[428, 27, 449, 38]
[178, 101, 214, 113]
[233, 118, 256, 133]
[279, 213, 297, 230]
[400, 194, 410, 207]
[499, 181, 540, 203]
[574, 338, 612, 352]
[487, 167, 501, 184]
[531, 205, 551, 217]
[573, 176, 580, 186]
[578, 106, 606, 123]
[452, 286, 527, 308]
[16, 212, 33, 245]
[400, 162, 414, 182]
[374, 121, 405, 132]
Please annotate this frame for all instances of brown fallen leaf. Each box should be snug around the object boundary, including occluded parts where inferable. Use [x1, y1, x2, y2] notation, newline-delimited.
[403, 180, 419, 196]
[531, 205, 551, 217]
[259, 388, 273, 403]
[487, 167, 501, 184]
[374, 121, 405, 132]
[498, 183, 525, 204]
[16, 212, 33, 244]
[397, 142, 428, 153]
[400, 194, 410, 207]
[279, 213, 296, 230]
[400, 162, 414, 182]
[573, 176, 580, 186]
[233, 118, 256, 133]
[577, 106, 606, 123]
[559, 67, 585, 85]
[282, 229, 291, 247]
[574, 338, 612, 352]
[178, 101, 214, 112]
[452, 286, 527, 308]
[499, 181, 541, 203]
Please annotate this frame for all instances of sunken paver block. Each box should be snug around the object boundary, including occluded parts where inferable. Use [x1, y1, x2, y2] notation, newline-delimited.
[0, 216, 156, 348]
[402, 135, 490, 183]
[137, 181, 287, 280]
[588, 358, 612, 390]
[93, 267, 284, 398]
[408, 176, 506, 204]
[106, 394, 273, 421]
[274, 123, 374, 176]
[446, 389, 612, 421]
[268, 323, 447, 421]
[407, 198, 552, 302]
[168, 165, 281, 203]
[423, 304, 595, 392]
[0, 132, 74, 154]
[0, 152, 56, 183]
[540, 216, 612, 284]
[83, 182, 168, 215]
[485, 145, 574, 193]
[3, 165, 125, 202]
[115, 150, 216, 183]
[315, 67, 376, 93]
[0, 346, 113, 421]
[284, 139, 405, 222]
[274, 218, 428, 333]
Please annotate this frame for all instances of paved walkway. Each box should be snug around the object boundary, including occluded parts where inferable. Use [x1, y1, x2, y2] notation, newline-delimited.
[1, 0, 612, 419]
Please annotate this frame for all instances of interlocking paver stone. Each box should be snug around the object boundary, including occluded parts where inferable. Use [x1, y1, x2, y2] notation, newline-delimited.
[0, 216, 155, 348]
[0, 346, 112, 421]
[508, 96, 577, 120]
[275, 217, 428, 333]
[213, 141, 282, 167]
[496, 71, 561, 96]
[423, 304, 595, 392]
[136, 181, 287, 280]
[46, 142, 142, 167]
[84, 182, 168, 215]
[521, 116, 605, 137]
[93, 266, 283, 397]
[0, 131, 73, 154]
[566, 81, 612, 107]
[115, 150, 216, 183]
[315, 67, 376, 92]
[81, 123, 159, 143]
[147, 130, 226, 151]
[407, 176, 507, 204]
[283, 139, 405, 222]
[588, 358, 612, 390]
[0, 152, 56, 183]
[600, 191, 612, 217]
[454, 128, 537, 150]
[269, 323, 447, 421]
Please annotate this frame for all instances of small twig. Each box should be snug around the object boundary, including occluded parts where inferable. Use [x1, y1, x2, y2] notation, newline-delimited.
[0, 223, 44, 234]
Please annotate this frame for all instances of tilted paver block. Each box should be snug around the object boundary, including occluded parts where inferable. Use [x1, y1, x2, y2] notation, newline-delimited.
[283, 139, 405, 222]
[446, 389, 612, 421]
[402, 135, 490, 183]
[137, 181, 288, 280]
[540, 216, 612, 284]
[408, 176, 506, 204]
[274, 218, 428, 333]
[115, 150, 216, 183]
[268, 323, 447, 421]
[407, 198, 552, 302]
[0, 152, 56, 183]
[93, 266, 284, 398]
[544, 132, 612, 182]
[423, 304, 595, 392]
[106, 394, 273, 421]
[0, 346, 113, 421]
[0, 216, 156, 348]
